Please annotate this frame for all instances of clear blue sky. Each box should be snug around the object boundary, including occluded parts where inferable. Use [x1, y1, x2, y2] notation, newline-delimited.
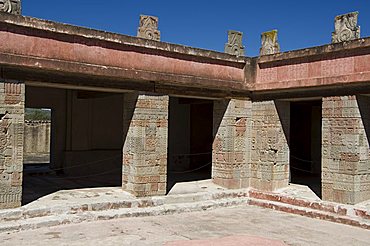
[23, 1, 370, 57]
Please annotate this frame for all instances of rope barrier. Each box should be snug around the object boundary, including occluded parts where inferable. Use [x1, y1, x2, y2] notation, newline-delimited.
[290, 155, 313, 164]
[51, 154, 122, 171]
[43, 166, 123, 180]
[169, 161, 212, 174]
[290, 165, 314, 174]
[170, 151, 212, 157]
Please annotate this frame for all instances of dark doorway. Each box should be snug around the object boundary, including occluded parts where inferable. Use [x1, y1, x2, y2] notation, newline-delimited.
[22, 86, 123, 205]
[290, 100, 322, 198]
[167, 97, 213, 192]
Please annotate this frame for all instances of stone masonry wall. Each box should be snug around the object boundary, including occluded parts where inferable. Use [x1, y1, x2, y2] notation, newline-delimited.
[0, 80, 24, 209]
[122, 93, 168, 196]
[322, 96, 370, 204]
[250, 101, 290, 191]
[23, 121, 51, 164]
[212, 99, 251, 189]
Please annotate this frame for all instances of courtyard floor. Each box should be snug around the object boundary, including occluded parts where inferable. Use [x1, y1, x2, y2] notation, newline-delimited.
[0, 205, 369, 246]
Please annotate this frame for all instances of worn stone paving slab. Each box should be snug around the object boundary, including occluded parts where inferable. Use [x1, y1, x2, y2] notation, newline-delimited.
[0, 205, 369, 246]
[165, 235, 287, 246]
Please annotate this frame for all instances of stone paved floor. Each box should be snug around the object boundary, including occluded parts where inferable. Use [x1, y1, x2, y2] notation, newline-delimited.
[0, 205, 369, 246]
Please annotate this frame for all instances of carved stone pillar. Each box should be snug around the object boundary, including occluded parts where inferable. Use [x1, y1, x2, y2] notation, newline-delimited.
[212, 99, 251, 189]
[0, 0, 21, 15]
[332, 12, 360, 43]
[260, 30, 280, 56]
[250, 101, 290, 191]
[137, 15, 160, 41]
[0, 80, 24, 209]
[122, 93, 168, 196]
[224, 30, 245, 56]
[322, 96, 370, 204]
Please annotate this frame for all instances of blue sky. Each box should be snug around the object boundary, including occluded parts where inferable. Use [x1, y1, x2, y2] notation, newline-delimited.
[23, 1, 370, 57]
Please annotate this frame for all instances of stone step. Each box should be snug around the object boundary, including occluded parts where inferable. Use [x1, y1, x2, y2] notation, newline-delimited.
[0, 189, 249, 223]
[247, 197, 370, 230]
[0, 197, 249, 233]
[0, 187, 368, 233]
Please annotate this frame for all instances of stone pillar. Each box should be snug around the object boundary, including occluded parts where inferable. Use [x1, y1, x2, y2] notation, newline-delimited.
[212, 99, 251, 189]
[122, 93, 168, 197]
[322, 96, 370, 204]
[250, 101, 290, 191]
[260, 30, 280, 56]
[0, 0, 21, 15]
[0, 80, 24, 209]
[332, 12, 360, 43]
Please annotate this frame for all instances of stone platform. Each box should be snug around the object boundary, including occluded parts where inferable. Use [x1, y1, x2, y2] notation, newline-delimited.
[0, 180, 368, 233]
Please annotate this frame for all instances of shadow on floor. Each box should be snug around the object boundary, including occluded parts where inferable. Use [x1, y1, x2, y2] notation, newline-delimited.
[22, 164, 121, 205]
[167, 166, 212, 194]
[290, 169, 322, 199]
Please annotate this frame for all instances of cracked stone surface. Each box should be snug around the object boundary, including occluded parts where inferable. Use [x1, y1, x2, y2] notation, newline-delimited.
[0, 205, 368, 246]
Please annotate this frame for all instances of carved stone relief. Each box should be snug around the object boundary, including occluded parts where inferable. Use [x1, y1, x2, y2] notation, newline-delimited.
[224, 30, 245, 56]
[260, 30, 280, 56]
[332, 12, 360, 43]
[0, 0, 21, 15]
[137, 15, 160, 41]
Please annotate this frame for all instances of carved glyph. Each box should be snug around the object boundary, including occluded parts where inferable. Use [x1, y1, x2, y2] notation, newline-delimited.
[137, 15, 160, 41]
[0, 0, 21, 15]
[224, 30, 245, 56]
[260, 30, 280, 56]
[332, 12, 360, 43]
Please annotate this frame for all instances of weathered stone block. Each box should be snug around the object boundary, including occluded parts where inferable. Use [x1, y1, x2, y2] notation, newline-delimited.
[137, 15, 160, 41]
[260, 30, 280, 56]
[332, 12, 360, 43]
[224, 30, 245, 56]
[0, 0, 21, 15]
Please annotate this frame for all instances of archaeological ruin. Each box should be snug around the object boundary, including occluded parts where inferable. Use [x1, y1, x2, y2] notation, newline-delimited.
[0, 2, 369, 210]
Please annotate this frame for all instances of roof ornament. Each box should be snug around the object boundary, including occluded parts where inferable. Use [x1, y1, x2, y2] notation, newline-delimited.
[224, 30, 245, 56]
[137, 15, 161, 41]
[332, 12, 360, 43]
[0, 0, 21, 15]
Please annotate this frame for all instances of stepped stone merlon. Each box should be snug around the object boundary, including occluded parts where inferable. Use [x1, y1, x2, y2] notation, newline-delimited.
[260, 30, 280, 56]
[137, 15, 161, 41]
[0, 0, 21, 15]
[224, 30, 245, 56]
[332, 12, 360, 43]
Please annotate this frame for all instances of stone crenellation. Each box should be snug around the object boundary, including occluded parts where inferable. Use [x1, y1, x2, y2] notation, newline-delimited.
[0, 0, 21, 15]
[137, 15, 161, 41]
[224, 30, 245, 56]
[332, 12, 360, 43]
[260, 30, 280, 56]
